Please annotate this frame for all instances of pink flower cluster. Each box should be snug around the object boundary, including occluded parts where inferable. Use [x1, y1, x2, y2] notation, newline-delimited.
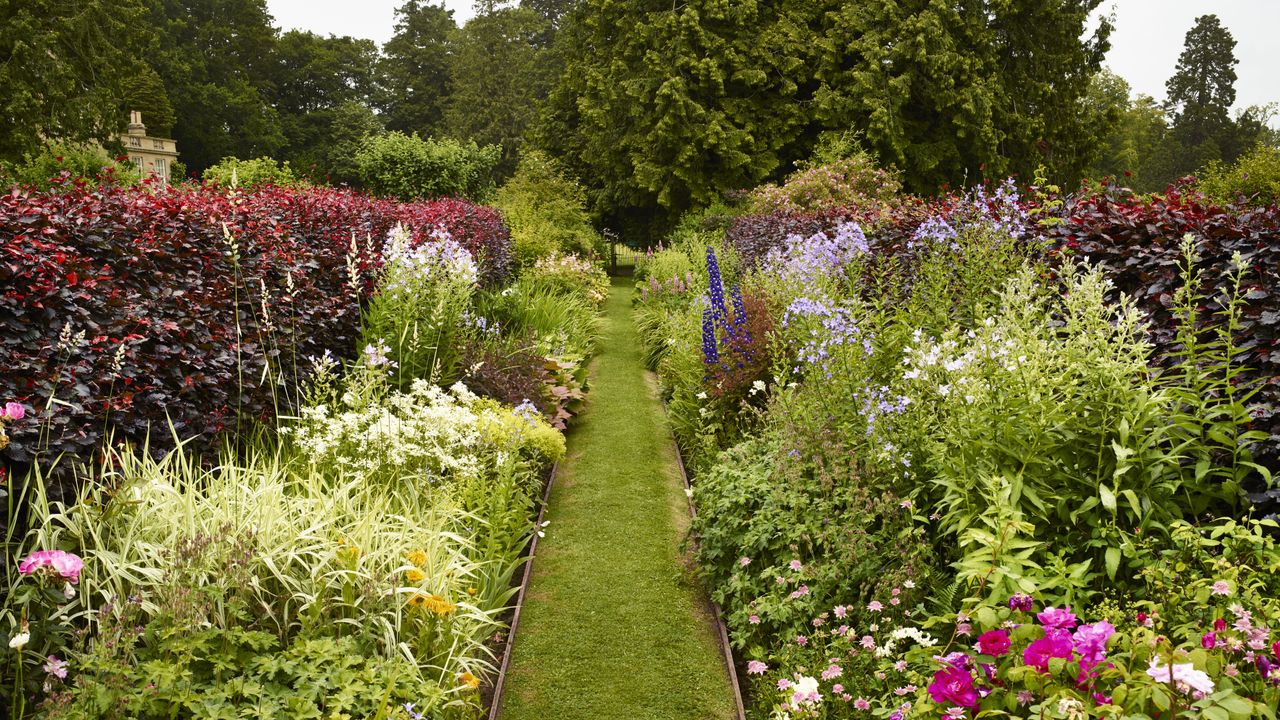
[18, 550, 83, 583]
[2, 402, 24, 420]
[928, 602, 1118, 711]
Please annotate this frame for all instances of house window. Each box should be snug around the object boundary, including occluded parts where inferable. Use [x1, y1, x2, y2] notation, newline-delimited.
[130, 156, 144, 169]
[153, 158, 167, 181]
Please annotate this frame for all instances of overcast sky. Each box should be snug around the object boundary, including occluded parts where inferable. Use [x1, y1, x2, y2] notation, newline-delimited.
[266, 0, 1279, 114]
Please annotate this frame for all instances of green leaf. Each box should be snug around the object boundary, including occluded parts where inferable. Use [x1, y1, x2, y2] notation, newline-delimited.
[1105, 546, 1121, 580]
[1099, 483, 1117, 513]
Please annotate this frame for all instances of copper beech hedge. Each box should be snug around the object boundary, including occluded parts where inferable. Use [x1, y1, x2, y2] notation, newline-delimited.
[0, 178, 512, 481]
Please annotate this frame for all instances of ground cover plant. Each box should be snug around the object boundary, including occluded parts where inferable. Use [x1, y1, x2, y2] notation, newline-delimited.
[2, 178, 599, 719]
[635, 164, 1280, 718]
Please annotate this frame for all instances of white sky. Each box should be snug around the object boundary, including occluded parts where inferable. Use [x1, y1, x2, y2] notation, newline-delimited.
[266, 0, 1280, 114]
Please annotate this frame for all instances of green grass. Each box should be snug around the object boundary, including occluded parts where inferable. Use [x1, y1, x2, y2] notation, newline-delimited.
[498, 277, 736, 720]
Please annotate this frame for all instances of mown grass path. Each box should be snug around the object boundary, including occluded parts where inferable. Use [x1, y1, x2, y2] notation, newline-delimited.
[498, 277, 737, 720]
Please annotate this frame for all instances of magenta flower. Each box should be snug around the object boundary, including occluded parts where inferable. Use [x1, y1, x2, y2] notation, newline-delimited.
[3, 402, 24, 420]
[1202, 632, 1217, 649]
[1023, 628, 1073, 673]
[1071, 620, 1115, 670]
[1037, 606, 1078, 630]
[1008, 593, 1034, 612]
[747, 660, 768, 675]
[927, 664, 978, 708]
[1214, 618, 1227, 632]
[976, 629, 1011, 657]
[18, 550, 84, 583]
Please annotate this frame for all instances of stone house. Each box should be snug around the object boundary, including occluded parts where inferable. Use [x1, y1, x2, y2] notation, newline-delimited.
[122, 111, 179, 184]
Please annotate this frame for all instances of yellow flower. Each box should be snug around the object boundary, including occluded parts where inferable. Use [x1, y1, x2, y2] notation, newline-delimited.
[408, 593, 428, 609]
[406, 550, 428, 567]
[423, 594, 457, 616]
[404, 568, 426, 583]
[466, 587, 478, 597]
[337, 543, 360, 563]
[457, 671, 480, 690]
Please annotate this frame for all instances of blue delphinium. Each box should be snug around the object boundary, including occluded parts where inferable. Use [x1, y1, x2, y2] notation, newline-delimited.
[701, 309, 720, 365]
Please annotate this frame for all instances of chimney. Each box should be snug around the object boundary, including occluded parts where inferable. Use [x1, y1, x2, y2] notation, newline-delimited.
[127, 110, 146, 136]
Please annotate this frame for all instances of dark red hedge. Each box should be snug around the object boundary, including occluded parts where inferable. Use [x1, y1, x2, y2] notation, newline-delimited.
[0, 180, 512, 478]
[1044, 181, 1280, 502]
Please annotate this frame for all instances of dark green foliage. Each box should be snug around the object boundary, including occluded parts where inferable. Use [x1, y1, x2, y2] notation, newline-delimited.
[354, 131, 500, 202]
[0, 0, 150, 162]
[269, 31, 381, 182]
[304, 101, 384, 187]
[815, 0, 1111, 192]
[444, 7, 555, 178]
[542, 0, 1113, 239]
[141, 0, 286, 172]
[120, 66, 177, 138]
[1085, 72, 1177, 191]
[539, 0, 812, 241]
[377, 1, 456, 136]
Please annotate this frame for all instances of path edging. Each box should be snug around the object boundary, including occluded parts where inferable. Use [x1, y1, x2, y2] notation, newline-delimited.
[487, 460, 558, 720]
[667, 422, 748, 720]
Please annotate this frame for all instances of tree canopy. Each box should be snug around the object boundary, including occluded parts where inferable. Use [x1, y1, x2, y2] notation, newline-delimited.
[0, 0, 150, 161]
[377, 1, 456, 137]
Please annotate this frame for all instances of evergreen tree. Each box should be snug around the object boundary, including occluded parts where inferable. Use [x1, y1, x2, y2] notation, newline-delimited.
[0, 0, 151, 161]
[121, 66, 178, 138]
[1165, 14, 1238, 158]
[378, 1, 456, 136]
[444, 7, 553, 177]
[538, 0, 813, 240]
[815, 0, 1111, 191]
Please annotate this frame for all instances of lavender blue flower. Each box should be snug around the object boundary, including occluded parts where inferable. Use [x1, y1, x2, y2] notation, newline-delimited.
[764, 222, 869, 284]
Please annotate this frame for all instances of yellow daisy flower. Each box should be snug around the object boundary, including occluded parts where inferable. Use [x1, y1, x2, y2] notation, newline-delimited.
[458, 671, 480, 690]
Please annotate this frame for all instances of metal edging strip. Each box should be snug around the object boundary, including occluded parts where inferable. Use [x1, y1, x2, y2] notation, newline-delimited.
[486, 459, 558, 720]
[668, 422, 749, 720]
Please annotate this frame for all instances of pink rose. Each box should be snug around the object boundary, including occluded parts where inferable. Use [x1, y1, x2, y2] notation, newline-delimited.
[1023, 628, 1073, 673]
[977, 629, 1011, 657]
[3, 402, 24, 420]
[18, 550, 83, 583]
[927, 664, 978, 708]
[1037, 606, 1078, 630]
